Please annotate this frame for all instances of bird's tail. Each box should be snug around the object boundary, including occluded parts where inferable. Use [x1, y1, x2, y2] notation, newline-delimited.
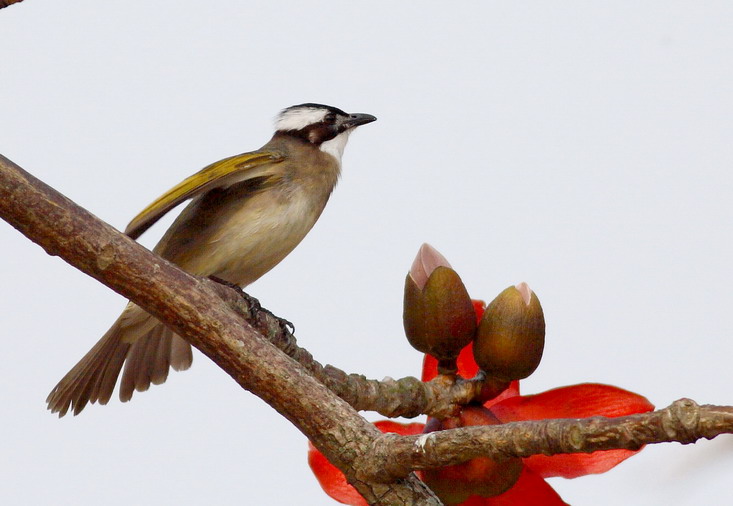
[46, 303, 192, 417]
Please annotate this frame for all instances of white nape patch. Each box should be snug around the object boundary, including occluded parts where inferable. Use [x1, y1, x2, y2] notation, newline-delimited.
[320, 130, 351, 166]
[275, 107, 328, 131]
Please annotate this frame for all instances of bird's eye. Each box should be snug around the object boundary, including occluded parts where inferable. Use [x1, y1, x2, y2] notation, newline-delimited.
[324, 113, 337, 124]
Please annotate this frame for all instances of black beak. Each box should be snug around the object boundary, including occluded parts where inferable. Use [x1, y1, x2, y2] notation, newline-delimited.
[343, 112, 377, 129]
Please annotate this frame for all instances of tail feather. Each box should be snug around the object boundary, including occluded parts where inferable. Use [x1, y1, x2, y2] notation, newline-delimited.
[46, 318, 130, 417]
[120, 324, 162, 401]
[46, 304, 192, 416]
[151, 330, 173, 385]
[170, 332, 194, 371]
[70, 341, 127, 415]
[72, 333, 124, 412]
[93, 340, 131, 406]
[119, 333, 147, 402]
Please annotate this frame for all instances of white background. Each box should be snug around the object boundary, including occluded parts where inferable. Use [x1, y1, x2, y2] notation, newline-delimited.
[2, 1, 732, 505]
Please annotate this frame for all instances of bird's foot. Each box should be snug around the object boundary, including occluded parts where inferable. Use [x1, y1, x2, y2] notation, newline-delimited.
[208, 275, 260, 309]
[208, 275, 244, 293]
[275, 316, 295, 335]
[207, 275, 294, 334]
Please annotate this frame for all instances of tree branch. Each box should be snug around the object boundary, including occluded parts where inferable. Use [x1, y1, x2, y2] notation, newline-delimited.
[0, 153, 440, 505]
[0, 0, 25, 9]
[359, 399, 733, 482]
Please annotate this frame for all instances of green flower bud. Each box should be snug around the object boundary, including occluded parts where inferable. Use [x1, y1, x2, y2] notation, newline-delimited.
[473, 282, 545, 381]
[403, 244, 476, 361]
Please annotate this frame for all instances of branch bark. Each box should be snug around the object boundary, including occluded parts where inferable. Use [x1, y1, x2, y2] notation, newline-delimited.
[358, 398, 733, 482]
[0, 154, 440, 505]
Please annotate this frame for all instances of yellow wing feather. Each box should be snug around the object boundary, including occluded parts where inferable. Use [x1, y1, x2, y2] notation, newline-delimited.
[124, 150, 285, 239]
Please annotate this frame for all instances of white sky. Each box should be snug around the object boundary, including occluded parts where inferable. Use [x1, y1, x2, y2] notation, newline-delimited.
[2, 1, 733, 505]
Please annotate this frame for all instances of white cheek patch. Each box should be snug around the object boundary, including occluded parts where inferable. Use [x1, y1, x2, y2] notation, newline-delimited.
[275, 107, 328, 131]
[319, 130, 351, 166]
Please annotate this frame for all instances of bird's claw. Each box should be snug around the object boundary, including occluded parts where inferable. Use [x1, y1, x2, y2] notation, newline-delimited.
[208, 275, 261, 310]
[278, 317, 295, 335]
[206, 275, 293, 333]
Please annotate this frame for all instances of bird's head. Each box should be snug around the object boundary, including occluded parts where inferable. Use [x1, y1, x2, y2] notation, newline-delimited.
[275, 103, 376, 164]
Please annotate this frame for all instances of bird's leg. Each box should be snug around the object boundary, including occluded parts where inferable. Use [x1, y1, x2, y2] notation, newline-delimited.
[207, 275, 295, 334]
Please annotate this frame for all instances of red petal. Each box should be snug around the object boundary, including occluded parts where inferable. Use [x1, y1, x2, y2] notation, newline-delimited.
[472, 300, 486, 321]
[523, 449, 643, 480]
[421, 342, 480, 381]
[422, 354, 438, 382]
[483, 380, 521, 409]
[484, 467, 568, 505]
[308, 421, 426, 505]
[373, 420, 426, 435]
[490, 383, 653, 421]
[308, 441, 369, 506]
[490, 383, 654, 478]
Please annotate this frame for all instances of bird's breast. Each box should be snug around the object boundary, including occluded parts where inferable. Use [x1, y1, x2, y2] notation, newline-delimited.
[168, 183, 329, 286]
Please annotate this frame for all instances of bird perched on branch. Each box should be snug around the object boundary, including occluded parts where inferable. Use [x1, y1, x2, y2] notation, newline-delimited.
[47, 103, 376, 416]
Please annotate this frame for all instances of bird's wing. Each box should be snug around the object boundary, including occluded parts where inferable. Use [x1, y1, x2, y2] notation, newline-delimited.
[124, 150, 286, 239]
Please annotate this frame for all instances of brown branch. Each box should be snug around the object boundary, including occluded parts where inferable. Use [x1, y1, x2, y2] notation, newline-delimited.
[359, 399, 733, 482]
[0, 0, 24, 8]
[0, 154, 440, 505]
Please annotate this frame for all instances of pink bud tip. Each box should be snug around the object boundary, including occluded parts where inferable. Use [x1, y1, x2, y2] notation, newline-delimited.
[515, 282, 533, 306]
[409, 243, 452, 289]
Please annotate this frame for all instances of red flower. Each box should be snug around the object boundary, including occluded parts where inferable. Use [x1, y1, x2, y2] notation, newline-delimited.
[308, 301, 654, 504]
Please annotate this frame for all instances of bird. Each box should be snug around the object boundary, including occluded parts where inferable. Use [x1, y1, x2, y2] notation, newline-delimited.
[46, 103, 376, 417]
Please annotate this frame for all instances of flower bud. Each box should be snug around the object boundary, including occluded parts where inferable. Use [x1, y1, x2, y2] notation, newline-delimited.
[403, 244, 476, 361]
[421, 406, 523, 503]
[473, 283, 545, 381]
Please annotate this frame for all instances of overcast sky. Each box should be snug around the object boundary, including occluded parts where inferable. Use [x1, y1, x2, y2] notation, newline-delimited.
[2, 2, 733, 505]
